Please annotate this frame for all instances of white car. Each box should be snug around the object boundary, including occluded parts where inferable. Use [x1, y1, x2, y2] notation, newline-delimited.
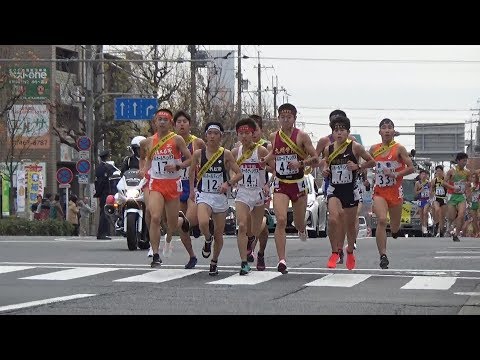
[304, 174, 328, 238]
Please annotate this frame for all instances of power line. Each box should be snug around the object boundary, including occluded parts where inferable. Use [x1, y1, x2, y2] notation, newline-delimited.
[297, 106, 475, 112]
[245, 56, 480, 64]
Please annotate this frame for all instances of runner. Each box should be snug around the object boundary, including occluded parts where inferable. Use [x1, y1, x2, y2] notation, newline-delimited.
[321, 115, 375, 270]
[414, 169, 431, 236]
[189, 121, 243, 276]
[139, 108, 192, 268]
[369, 118, 414, 269]
[231, 117, 272, 275]
[260, 103, 321, 274]
[430, 165, 447, 237]
[444, 152, 471, 241]
[173, 110, 206, 268]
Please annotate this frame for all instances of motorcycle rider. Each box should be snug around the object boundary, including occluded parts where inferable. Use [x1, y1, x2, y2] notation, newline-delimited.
[121, 136, 146, 176]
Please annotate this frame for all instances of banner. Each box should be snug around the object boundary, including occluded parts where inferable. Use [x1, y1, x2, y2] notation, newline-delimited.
[7, 104, 50, 149]
[16, 168, 26, 213]
[8, 66, 50, 100]
[25, 164, 44, 212]
[2, 176, 10, 216]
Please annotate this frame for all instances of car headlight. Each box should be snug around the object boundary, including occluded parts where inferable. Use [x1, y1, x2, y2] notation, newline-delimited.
[126, 189, 140, 199]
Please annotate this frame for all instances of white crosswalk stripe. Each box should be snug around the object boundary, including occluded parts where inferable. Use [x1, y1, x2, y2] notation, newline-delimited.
[0, 265, 469, 291]
[305, 273, 371, 287]
[208, 271, 282, 285]
[114, 269, 202, 283]
[400, 276, 457, 290]
[20, 267, 119, 280]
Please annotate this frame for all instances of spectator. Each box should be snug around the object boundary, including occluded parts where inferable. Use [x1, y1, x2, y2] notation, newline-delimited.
[49, 194, 65, 220]
[67, 195, 80, 236]
[77, 196, 95, 236]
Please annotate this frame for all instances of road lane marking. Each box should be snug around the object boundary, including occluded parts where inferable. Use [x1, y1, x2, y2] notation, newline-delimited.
[454, 292, 480, 296]
[0, 266, 35, 274]
[20, 267, 119, 280]
[401, 276, 457, 290]
[436, 251, 480, 254]
[208, 271, 282, 285]
[434, 256, 480, 259]
[114, 269, 202, 283]
[304, 273, 371, 287]
[0, 294, 96, 313]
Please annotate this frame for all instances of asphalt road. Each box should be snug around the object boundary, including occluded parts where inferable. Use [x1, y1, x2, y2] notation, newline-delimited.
[0, 233, 479, 315]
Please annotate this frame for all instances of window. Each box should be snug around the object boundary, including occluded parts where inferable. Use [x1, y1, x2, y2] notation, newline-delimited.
[56, 48, 78, 75]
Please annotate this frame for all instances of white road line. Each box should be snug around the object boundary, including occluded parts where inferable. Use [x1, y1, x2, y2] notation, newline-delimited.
[434, 256, 480, 259]
[436, 251, 480, 254]
[401, 276, 457, 290]
[208, 271, 282, 285]
[304, 273, 371, 287]
[454, 292, 480, 296]
[114, 269, 202, 283]
[447, 246, 480, 249]
[1, 261, 480, 274]
[0, 294, 96, 313]
[0, 266, 35, 274]
[20, 267, 119, 280]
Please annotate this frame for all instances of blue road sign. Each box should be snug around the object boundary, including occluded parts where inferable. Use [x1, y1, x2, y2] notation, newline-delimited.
[114, 98, 158, 121]
[76, 159, 91, 174]
[57, 167, 74, 184]
[77, 136, 92, 151]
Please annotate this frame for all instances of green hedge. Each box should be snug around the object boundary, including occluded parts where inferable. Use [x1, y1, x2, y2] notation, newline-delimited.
[0, 218, 74, 236]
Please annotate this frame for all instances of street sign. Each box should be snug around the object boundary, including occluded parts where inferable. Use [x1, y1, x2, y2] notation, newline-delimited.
[59, 183, 71, 189]
[56, 167, 73, 184]
[77, 136, 92, 151]
[114, 98, 158, 121]
[76, 159, 91, 174]
[78, 174, 89, 184]
[78, 150, 90, 160]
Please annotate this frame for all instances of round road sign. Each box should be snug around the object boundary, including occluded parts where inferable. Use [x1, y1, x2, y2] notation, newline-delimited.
[56, 167, 74, 184]
[77, 136, 92, 151]
[76, 159, 91, 174]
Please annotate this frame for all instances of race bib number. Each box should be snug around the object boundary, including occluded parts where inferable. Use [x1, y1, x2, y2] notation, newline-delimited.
[435, 187, 445, 196]
[240, 167, 260, 188]
[152, 154, 174, 177]
[375, 161, 397, 188]
[276, 154, 298, 175]
[331, 164, 353, 184]
[297, 177, 308, 193]
[473, 191, 480, 203]
[454, 181, 465, 193]
[420, 188, 429, 198]
[180, 166, 190, 181]
[201, 172, 223, 193]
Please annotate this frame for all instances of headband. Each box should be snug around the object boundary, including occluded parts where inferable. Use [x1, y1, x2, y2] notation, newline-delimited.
[205, 124, 223, 134]
[379, 118, 395, 128]
[237, 125, 255, 133]
[279, 109, 294, 115]
[156, 111, 173, 122]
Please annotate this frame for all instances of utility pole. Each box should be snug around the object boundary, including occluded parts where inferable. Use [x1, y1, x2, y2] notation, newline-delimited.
[237, 45, 242, 119]
[257, 51, 261, 116]
[85, 45, 94, 196]
[188, 45, 197, 122]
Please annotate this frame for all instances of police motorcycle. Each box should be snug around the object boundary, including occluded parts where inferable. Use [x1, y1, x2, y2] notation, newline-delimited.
[105, 167, 149, 251]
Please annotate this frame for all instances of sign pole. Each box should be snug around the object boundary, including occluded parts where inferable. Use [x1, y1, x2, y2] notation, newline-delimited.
[65, 187, 69, 219]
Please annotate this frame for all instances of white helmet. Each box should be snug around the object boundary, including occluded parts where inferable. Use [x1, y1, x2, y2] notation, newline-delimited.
[131, 136, 146, 149]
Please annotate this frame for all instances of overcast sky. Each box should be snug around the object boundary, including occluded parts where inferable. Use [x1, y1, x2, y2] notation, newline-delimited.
[205, 45, 480, 151]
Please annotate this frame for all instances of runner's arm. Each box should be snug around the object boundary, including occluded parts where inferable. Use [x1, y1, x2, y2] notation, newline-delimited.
[395, 145, 415, 178]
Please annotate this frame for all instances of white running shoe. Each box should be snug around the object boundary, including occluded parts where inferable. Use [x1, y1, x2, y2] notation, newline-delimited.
[298, 230, 307, 242]
[162, 241, 173, 258]
[147, 246, 153, 258]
